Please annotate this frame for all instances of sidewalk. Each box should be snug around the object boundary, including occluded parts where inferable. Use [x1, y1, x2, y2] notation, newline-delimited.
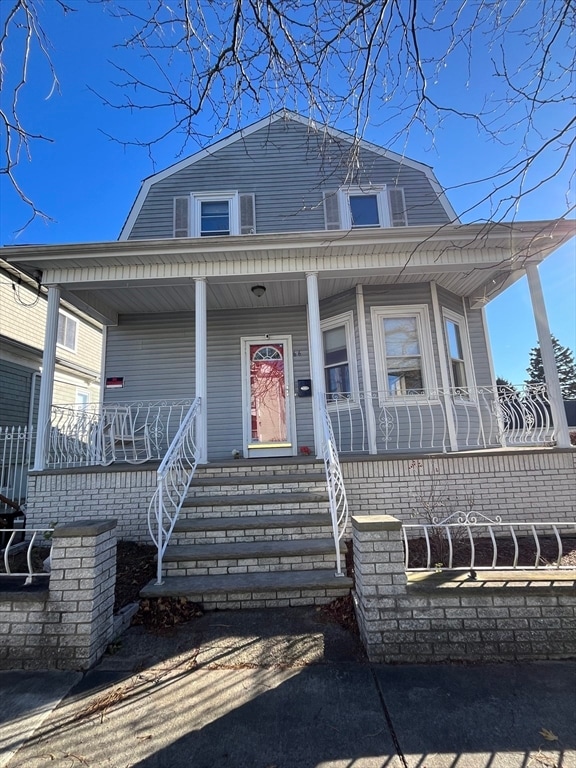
[1, 607, 575, 768]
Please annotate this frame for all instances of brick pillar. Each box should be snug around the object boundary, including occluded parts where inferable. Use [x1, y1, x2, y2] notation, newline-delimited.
[352, 515, 406, 661]
[49, 519, 117, 670]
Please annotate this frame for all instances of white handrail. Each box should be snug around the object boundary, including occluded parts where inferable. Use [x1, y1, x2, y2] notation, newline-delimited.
[148, 398, 202, 584]
[317, 396, 349, 576]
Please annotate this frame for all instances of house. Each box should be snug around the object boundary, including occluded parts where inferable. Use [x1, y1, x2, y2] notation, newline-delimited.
[4, 112, 575, 606]
[0, 260, 102, 428]
[0, 259, 102, 508]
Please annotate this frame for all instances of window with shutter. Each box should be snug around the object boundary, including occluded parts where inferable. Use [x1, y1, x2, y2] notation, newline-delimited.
[190, 192, 240, 237]
[388, 188, 408, 226]
[173, 197, 190, 238]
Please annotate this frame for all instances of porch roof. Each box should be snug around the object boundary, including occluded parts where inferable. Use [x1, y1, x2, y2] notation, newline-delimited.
[3, 220, 574, 323]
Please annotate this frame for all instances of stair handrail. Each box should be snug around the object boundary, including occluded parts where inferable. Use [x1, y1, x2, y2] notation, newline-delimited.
[317, 395, 349, 576]
[148, 397, 202, 584]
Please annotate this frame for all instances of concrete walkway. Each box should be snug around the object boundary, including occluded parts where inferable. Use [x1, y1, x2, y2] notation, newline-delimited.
[1, 607, 575, 768]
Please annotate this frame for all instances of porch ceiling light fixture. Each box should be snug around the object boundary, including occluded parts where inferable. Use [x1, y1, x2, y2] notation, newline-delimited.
[251, 284, 266, 298]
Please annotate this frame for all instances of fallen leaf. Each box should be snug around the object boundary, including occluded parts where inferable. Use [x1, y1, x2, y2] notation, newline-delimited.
[539, 728, 558, 741]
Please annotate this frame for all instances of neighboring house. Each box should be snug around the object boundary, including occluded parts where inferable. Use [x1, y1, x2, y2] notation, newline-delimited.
[0, 260, 102, 508]
[0, 260, 102, 428]
[3, 112, 575, 603]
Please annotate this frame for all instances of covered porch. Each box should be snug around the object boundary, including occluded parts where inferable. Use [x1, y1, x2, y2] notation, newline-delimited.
[6, 221, 572, 471]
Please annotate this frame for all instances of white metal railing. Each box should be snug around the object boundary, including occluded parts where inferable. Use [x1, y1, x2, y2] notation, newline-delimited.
[1, 527, 53, 584]
[148, 398, 201, 584]
[0, 425, 34, 509]
[47, 400, 194, 468]
[317, 396, 349, 576]
[403, 512, 576, 572]
[326, 383, 555, 453]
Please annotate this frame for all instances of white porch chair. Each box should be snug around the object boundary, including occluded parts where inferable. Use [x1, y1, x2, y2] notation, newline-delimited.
[98, 406, 152, 465]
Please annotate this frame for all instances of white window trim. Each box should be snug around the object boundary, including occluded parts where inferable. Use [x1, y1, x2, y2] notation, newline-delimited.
[338, 186, 391, 230]
[57, 310, 78, 353]
[442, 308, 476, 400]
[371, 304, 438, 402]
[321, 311, 360, 407]
[191, 191, 239, 237]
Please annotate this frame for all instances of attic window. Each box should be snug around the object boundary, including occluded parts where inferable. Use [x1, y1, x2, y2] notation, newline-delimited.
[323, 186, 408, 230]
[173, 192, 256, 238]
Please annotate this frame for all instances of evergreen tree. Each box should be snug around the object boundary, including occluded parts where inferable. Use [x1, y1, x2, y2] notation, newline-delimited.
[525, 337, 576, 399]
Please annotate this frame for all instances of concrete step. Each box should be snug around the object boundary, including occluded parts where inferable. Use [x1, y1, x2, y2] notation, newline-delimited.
[182, 492, 328, 508]
[164, 537, 343, 563]
[174, 513, 331, 533]
[140, 569, 353, 610]
[192, 472, 326, 488]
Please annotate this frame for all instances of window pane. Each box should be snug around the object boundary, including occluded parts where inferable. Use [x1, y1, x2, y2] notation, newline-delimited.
[326, 364, 350, 395]
[323, 326, 347, 366]
[387, 360, 424, 394]
[200, 200, 230, 236]
[382, 317, 420, 356]
[446, 320, 463, 359]
[349, 195, 379, 227]
[451, 360, 467, 389]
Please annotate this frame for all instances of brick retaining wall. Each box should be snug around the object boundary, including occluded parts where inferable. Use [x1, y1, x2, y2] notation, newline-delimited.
[0, 520, 117, 670]
[352, 514, 576, 663]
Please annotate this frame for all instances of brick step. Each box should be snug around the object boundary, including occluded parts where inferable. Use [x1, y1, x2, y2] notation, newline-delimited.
[164, 537, 343, 564]
[191, 472, 326, 488]
[174, 513, 331, 533]
[182, 492, 328, 508]
[140, 569, 353, 610]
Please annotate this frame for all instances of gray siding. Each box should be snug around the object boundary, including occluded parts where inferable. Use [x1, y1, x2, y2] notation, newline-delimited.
[104, 306, 314, 460]
[128, 118, 450, 239]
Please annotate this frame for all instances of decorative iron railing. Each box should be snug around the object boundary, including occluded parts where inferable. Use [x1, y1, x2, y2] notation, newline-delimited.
[47, 400, 194, 468]
[1, 527, 53, 585]
[326, 384, 555, 453]
[317, 396, 349, 576]
[403, 512, 576, 572]
[0, 425, 34, 509]
[148, 398, 201, 584]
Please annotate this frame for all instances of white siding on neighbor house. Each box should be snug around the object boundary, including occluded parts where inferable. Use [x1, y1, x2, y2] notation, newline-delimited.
[104, 306, 315, 460]
[128, 118, 450, 240]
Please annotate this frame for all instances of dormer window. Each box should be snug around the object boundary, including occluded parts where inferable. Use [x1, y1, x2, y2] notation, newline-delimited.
[323, 186, 408, 230]
[173, 192, 256, 238]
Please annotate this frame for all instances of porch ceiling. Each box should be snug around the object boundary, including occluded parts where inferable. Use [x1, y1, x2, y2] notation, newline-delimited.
[4, 220, 574, 320]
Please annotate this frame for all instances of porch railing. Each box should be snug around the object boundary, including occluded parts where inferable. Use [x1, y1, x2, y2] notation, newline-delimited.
[1, 527, 53, 584]
[403, 512, 576, 572]
[317, 396, 349, 576]
[148, 398, 201, 584]
[47, 400, 194, 468]
[327, 383, 555, 453]
[0, 425, 34, 509]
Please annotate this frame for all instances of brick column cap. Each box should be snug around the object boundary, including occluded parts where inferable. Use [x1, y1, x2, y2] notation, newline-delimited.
[52, 519, 118, 538]
[352, 515, 402, 531]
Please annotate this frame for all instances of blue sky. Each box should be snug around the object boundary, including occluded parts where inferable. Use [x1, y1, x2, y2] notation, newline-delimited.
[0, 1, 574, 384]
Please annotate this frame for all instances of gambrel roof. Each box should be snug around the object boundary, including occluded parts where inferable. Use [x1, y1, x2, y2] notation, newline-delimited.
[119, 111, 458, 240]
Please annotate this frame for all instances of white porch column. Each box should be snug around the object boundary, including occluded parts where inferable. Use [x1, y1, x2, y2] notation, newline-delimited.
[306, 272, 326, 458]
[195, 278, 208, 463]
[355, 286, 378, 454]
[34, 285, 60, 471]
[525, 264, 570, 448]
[430, 282, 459, 452]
